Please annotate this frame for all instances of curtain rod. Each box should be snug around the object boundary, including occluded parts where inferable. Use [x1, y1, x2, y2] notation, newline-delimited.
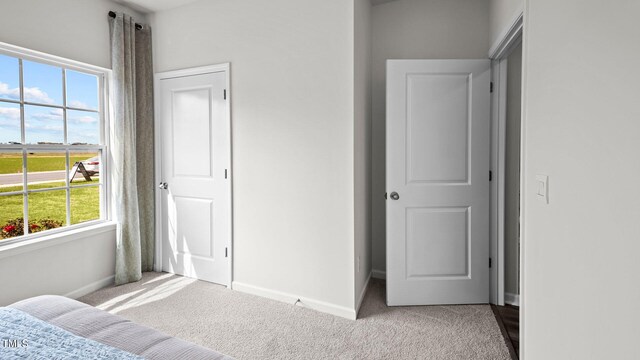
[108, 11, 143, 30]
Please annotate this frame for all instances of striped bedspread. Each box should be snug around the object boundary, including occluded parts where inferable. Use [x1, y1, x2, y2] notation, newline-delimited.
[0, 307, 143, 360]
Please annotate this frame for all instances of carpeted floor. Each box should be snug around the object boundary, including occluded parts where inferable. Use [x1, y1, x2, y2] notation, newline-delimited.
[79, 272, 510, 360]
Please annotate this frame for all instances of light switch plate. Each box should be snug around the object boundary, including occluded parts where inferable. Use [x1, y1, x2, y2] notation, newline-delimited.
[536, 175, 549, 204]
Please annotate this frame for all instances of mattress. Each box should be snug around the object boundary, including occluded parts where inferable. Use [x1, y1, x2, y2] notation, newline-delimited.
[8, 295, 233, 360]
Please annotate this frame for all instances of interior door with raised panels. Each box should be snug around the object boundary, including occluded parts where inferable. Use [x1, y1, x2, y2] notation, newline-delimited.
[386, 59, 491, 305]
[159, 70, 230, 286]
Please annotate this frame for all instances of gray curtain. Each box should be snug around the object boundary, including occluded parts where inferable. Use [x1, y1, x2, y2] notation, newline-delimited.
[109, 13, 155, 285]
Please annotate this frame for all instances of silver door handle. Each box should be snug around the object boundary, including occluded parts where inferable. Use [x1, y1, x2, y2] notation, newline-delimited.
[158, 182, 168, 190]
[390, 192, 399, 200]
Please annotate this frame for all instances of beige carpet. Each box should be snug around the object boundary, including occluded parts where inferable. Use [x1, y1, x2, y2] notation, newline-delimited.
[79, 272, 510, 360]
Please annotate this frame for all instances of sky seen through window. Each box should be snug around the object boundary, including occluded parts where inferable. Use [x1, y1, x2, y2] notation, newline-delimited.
[0, 54, 99, 145]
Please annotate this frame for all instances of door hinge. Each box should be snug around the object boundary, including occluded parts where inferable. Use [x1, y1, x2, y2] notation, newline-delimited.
[225, 169, 228, 179]
[223, 89, 227, 100]
[490, 82, 494, 93]
[489, 171, 492, 181]
[225, 247, 228, 258]
[489, 257, 492, 268]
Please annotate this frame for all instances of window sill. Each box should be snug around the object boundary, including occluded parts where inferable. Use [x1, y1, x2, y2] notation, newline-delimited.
[0, 221, 117, 260]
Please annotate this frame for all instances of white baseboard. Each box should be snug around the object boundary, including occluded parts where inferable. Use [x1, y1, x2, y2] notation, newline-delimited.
[64, 275, 114, 299]
[355, 272, 371, 317]
[371, 269, 386, 280]
[232, 281, 357, 320]
[505, 292, 520, 306]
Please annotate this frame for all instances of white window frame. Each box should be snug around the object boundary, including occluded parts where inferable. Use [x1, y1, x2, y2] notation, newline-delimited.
[0, 42, 112, 246]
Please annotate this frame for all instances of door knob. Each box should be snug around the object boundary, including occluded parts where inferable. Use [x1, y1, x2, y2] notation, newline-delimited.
[158, 182, 168, 190]
[390, 192, 399, 200]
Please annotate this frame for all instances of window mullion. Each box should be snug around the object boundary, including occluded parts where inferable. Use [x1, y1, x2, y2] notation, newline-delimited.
[18, 58, 24, 143]
[62, 69, 71, 227]
[28, 186, 68, 194]
[62, 68, 68, 145]
[21, 149, 28, 237]
[65, 150, 71, 226]
[18, 58, 28, 236]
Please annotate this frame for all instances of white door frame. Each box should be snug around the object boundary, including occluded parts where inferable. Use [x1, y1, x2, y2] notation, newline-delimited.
[153, 63, 233, 288]
[489, 12, 523, 306]
[488, 9, 524, 359]
[489, 55, 508, 307]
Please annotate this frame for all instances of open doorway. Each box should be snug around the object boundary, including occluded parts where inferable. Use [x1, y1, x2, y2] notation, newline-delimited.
[504, 42, 522, 309]
[489, 15, 523, 360]
[493, 41, 522, 360]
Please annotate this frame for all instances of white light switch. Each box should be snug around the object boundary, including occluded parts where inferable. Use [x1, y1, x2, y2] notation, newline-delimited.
[536, 175, 549, 204]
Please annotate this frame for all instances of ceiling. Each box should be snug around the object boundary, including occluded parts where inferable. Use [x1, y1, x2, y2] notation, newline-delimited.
[371, 0, 398, 5]
[116, 0, 398, 14]
[112, 0, 202, 14]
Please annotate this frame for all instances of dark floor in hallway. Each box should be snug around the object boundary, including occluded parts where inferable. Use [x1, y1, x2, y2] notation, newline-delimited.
[492, 304, 519, 359]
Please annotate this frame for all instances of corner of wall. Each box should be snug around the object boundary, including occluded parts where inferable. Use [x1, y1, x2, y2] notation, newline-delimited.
[353, 0, 373, 311]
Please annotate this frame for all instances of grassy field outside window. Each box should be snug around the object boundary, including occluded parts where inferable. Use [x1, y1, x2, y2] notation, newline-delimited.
[0, 153, 101, 240]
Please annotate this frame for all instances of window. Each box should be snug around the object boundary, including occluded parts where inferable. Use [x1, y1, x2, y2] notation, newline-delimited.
[0, 48, 108, 242]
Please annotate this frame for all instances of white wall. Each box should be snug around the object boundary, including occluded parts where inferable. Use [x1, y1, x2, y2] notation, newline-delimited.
[354, 0, 372, 312]
[0, 0, 145, 305]
[489, 0, 523, 50]
[0, 226, 117, 305]
[371, 0, 490, 275]
[522, 1, 640, 358]
[0, 0, 146, 69]
[151, 0, 357, 317]
[505, 42, 521, 296]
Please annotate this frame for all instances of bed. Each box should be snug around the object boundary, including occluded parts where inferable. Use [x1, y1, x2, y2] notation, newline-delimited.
[4, 295, 233, 359]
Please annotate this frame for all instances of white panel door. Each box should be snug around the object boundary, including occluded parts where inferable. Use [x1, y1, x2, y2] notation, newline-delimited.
[159, 69, 230, 286]
[386, 60, 491, 305]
